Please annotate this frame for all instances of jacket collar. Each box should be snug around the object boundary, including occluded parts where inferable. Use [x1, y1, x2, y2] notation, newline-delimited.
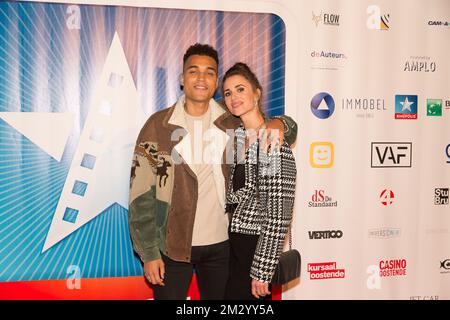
[167, 94, 227, 129]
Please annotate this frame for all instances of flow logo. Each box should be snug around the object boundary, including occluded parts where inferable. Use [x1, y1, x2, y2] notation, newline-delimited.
[395, 95, 418, 119]
[371, 142, 412, 168]
[310, 142, 334, 168]
[311, 92, 335, 119]
[380, 189, 395, 206]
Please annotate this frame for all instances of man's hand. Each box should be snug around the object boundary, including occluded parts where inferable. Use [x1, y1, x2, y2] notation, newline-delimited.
[144, 259, 165, 286]
[251, 279, 271, 299]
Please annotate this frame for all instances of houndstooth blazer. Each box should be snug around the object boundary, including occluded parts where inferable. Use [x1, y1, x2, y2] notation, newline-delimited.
[226, 126, 297, 283]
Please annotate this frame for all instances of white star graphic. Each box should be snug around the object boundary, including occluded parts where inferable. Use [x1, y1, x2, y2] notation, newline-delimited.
[400, 97, 414, 112]
[42, 32, 145, 252]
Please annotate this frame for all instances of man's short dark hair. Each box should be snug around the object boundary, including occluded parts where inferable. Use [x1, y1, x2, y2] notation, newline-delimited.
[183, 43, 219, 68]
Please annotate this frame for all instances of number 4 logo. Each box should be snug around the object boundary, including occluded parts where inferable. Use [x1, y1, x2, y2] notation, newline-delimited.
[380, 189, 394, 206]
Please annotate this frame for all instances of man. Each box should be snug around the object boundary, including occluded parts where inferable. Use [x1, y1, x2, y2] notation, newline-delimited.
[128, 43, 297, 300]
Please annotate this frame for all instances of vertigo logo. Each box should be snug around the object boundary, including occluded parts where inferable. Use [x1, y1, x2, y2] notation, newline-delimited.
[380, 189, 395, 206]
[311, 92, 335, 119]
[366, 5, 390, 30]
[434, 188, 449, 205]
[379, 259, 407, 277]
[308, 230, 343, 239]
[308, 262, 345, 280]
[371, 142, 412, 168]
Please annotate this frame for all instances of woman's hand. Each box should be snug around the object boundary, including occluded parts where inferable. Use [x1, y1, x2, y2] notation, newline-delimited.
[251, 279, 271, 299]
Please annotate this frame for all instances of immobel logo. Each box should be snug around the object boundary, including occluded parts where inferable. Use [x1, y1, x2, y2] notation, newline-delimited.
[308, 262, 345, 280]
[434, 188, 449, 205]
[371, 142, 412, 168]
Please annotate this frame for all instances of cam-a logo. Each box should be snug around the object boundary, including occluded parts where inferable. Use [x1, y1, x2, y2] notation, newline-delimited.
[310, 142, 334, 168]
[308, 262, 345, 280]
[379, 259, 407, 277]
[434, 188, 449, 205]
[309, 190, 337, 208]
[395, 95, 418, 119]
[371, 142, 412, 168]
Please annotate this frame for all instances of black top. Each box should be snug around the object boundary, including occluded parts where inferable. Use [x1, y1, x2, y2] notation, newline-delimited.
[232, 163, 245, 192]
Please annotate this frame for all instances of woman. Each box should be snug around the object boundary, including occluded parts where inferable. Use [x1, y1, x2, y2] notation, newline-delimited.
[222, 62, 297, 299]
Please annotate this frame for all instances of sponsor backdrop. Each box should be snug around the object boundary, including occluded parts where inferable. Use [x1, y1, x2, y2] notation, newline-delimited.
[0, 0, 448, 299]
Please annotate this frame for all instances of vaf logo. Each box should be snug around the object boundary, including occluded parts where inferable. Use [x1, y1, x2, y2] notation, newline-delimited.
[371, 142, 412, 168]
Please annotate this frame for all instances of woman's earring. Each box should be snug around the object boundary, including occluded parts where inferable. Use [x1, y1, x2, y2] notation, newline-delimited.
[254, 100, 258, 108]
